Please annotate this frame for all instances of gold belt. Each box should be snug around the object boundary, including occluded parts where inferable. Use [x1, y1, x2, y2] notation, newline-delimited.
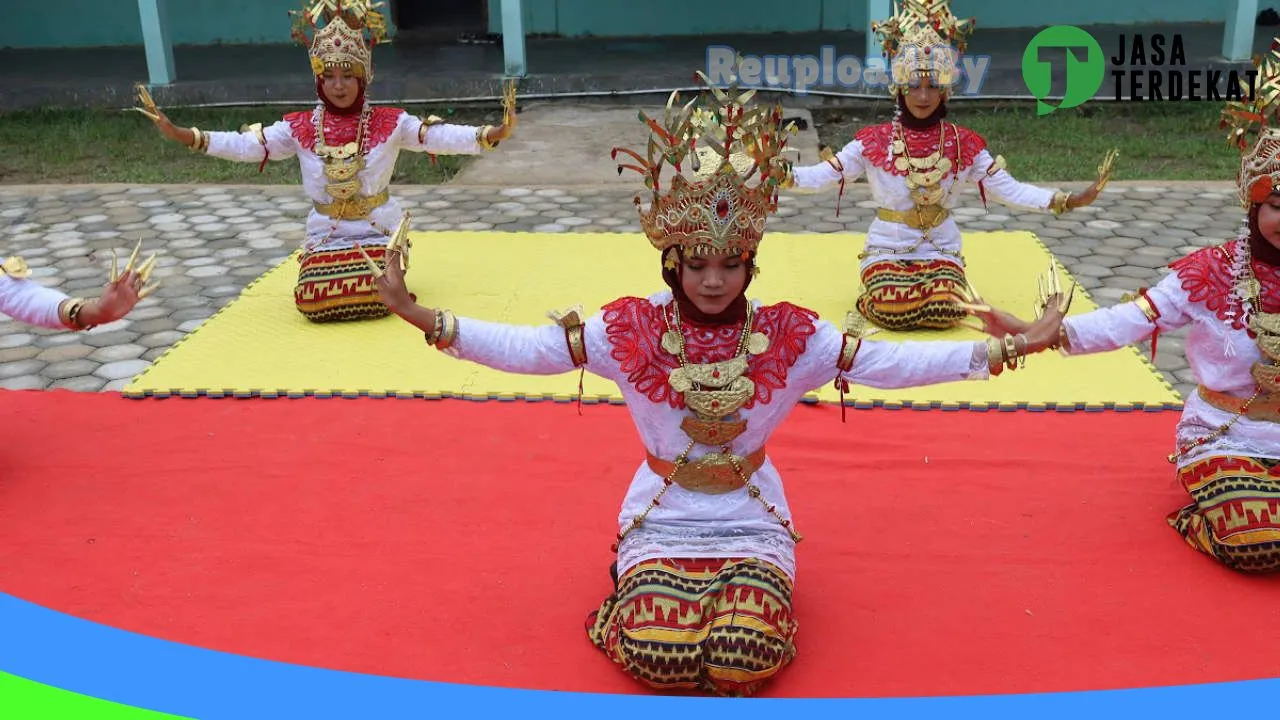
[877, 206, 950, 231]
[1198, 386, 1280, 423]
[314, 190, 390, 220]
[646, 447, 767, 495]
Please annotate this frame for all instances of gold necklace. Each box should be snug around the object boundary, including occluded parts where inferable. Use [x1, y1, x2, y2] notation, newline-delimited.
[314, 106, 370, 202]
[609, 299, 802, 551]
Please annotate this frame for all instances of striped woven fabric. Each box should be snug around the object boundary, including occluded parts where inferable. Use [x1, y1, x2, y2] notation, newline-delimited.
[585, 557, 797, 697]
[857, 257, 969, 331]
[1170, 454, 1280, 573]
[293, 245, 392, 323]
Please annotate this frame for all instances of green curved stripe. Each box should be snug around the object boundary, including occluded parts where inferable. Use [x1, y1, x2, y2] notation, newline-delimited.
[0, 672, 191, 719]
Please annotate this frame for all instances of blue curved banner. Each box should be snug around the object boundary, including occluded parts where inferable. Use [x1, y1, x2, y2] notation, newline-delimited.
[0, 591, 1275, 719]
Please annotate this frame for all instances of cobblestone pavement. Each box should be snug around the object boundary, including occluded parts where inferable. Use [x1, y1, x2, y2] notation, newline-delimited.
[0, 182, 1239, 399]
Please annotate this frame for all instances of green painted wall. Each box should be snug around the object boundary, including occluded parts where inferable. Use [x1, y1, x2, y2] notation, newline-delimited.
[0, 0, 398, 49]
[0, 0, 1272, 48]
[487, 0, 1266, 36]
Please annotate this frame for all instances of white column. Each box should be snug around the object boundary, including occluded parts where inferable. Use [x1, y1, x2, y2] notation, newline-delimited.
[1222, 0, 1259, 62]
[137, 0, 176, 85]
[501, 0, 527, 78]
[866, 0, 892, 66]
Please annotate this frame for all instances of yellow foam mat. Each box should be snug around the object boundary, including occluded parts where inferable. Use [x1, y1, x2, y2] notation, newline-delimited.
[124, 231, 1182, 411]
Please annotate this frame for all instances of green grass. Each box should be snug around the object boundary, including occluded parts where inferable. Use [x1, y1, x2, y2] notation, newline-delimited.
[0, 105, 503, 185]
[0, 100, 1241, 185]
[811, 100, 1239, 182]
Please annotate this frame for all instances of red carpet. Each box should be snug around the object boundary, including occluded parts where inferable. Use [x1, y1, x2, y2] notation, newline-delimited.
[1, 389, 1276, 698]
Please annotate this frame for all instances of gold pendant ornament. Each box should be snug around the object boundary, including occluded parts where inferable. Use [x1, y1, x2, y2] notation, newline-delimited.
[661, 331, 683, 356]
[747, 331, 769, 355]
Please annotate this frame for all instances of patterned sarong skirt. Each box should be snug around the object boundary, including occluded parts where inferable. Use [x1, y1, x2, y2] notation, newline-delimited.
[857, 257, 969, 331]
[1170, 455, 1280, 573]
[585, 557, 797, 697]
[294, 244, 391, 323]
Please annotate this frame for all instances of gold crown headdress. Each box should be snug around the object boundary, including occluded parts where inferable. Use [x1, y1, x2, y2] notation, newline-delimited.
[871, 0, 975, 95]
[290, 0, 389, 82]
[612, 72, 796, 259]
[1222, 40, 1280, 208]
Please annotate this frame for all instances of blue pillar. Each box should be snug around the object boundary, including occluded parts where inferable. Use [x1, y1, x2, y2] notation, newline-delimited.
[501, 0, 527, 78]
[137, 0, 176, 85]
[1222, 0, 1259, 62]
[866, 0, 891, 69]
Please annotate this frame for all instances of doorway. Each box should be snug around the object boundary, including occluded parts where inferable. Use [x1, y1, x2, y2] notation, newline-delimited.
[391, 0, 489, 40]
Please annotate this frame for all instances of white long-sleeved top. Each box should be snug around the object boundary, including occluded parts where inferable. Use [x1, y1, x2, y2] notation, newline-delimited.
[1061, 241, 1280, 466]
[789, 122, 1057, 268]
[438, 290, 990, 580]
[205, 106, 487, 252]
[0, 265, 68, 329]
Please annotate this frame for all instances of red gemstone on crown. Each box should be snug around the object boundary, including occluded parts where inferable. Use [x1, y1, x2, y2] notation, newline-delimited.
[716, 198, 730, 218]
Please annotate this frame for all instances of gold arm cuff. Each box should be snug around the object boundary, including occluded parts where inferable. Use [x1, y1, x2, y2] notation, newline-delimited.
[836, 333, 862, 373]
[238, 122, 267, 147]
[1, 256, 31, 279]
[1049, 190, 1071, 216]
[547, 304, 588, 366]
[418, 115, 445, 145]
[819, 145, 844, 174]
[477, 125, 500, 151]
[565, 325, 588, 366]
[877, 206, 950, 231]
[313, 190, 391, 221]
[1134, 294, 1160, 323]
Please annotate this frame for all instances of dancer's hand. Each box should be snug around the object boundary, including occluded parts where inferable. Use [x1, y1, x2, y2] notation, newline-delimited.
[78, 240, 161, 327]
[134, 83, 193, 146]
[361, 243, 414, 315]
[1068, 148, 1118, 209]
[966, 304, 1032, 338]
[484, 80, 519, 146]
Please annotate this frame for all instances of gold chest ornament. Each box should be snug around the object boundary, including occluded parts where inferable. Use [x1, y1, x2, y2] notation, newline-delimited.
[609, 299, 802, 552]
[892, 123, 954, 209]
[314, 107, 370, 202]
[662, 302, 768, 457]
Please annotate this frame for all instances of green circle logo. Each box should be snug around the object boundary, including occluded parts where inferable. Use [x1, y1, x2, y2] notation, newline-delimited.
[1022, 25, 1105, 116]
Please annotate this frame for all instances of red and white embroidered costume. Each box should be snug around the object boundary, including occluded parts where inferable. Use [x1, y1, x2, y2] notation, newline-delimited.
[1054, 44, 1280, 573]
[195, 1, 501, 322]
[405, 75, 1000, 696]
[785, 1, 1081, 332]
[790, 120, 1059, 262]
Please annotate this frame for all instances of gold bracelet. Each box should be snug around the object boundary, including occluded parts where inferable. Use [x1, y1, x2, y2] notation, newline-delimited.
[986, 337, 1004, 376]
[476, 125, 499, 151]
[1002, 334, 1018, 371]
[188, 127, 209, 153]
[58, 297, 90, 330]
[425, 309, 459, 349]
[437, 310, 459, 349]
[1049, 190, 1071, 216]
[424, 309, 445, 345]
